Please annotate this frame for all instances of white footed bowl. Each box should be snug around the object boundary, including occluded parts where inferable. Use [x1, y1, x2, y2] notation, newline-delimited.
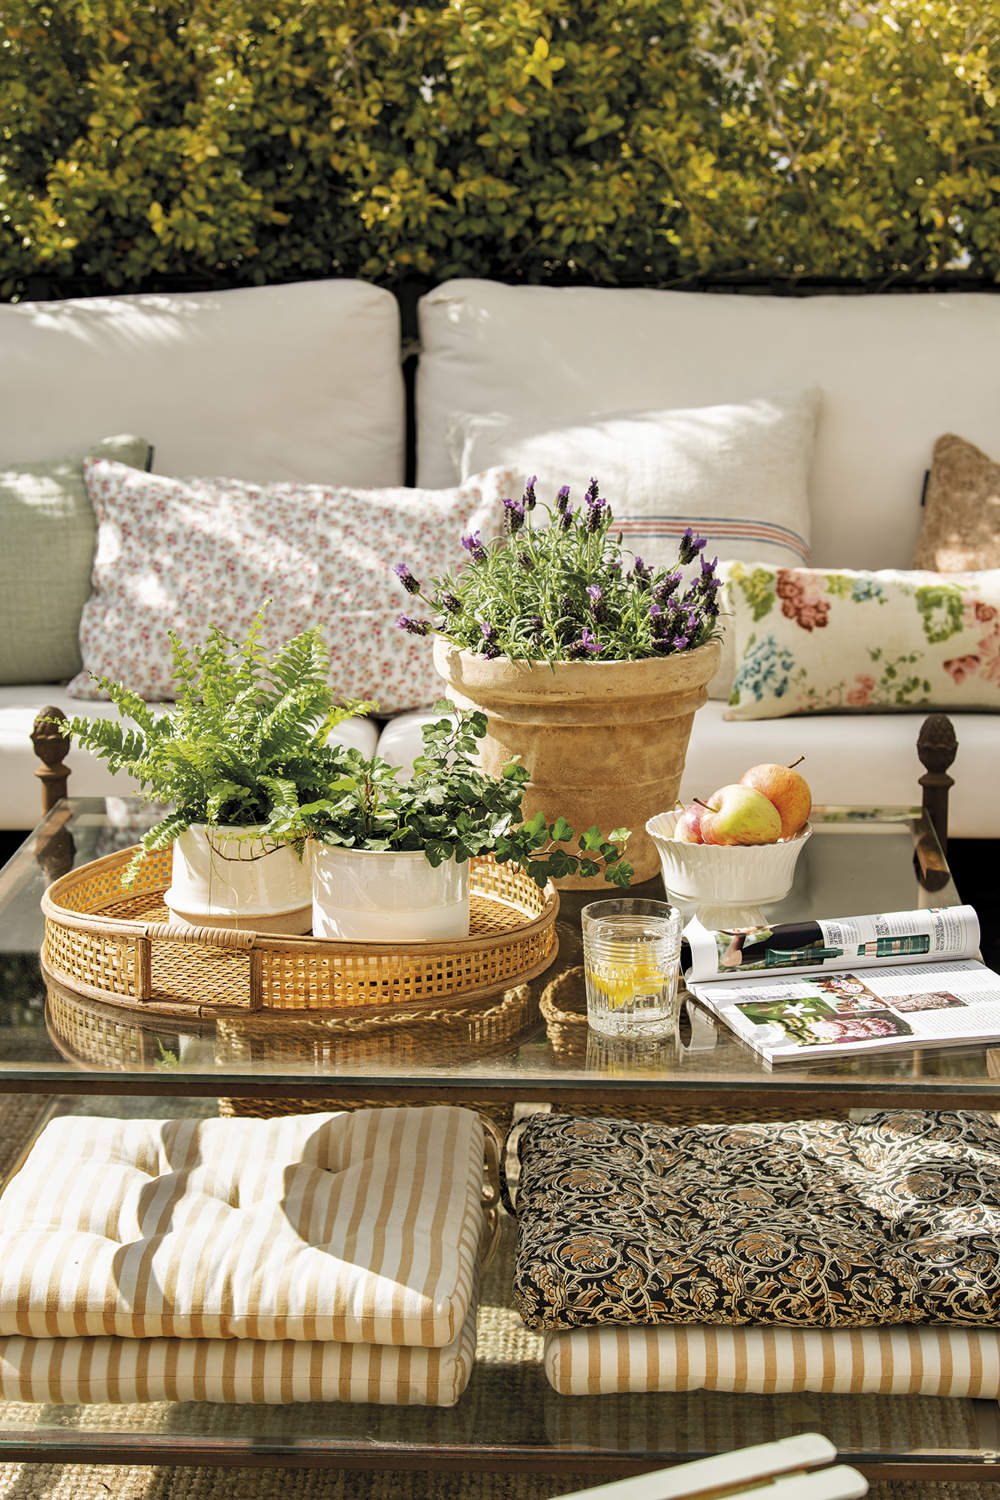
[645, 810, 812, 929]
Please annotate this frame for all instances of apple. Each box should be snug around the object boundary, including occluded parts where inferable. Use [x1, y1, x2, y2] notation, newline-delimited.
[674, 803, 704, 844]
[739, 759, 811, 840]
[698, 784, 783, 846]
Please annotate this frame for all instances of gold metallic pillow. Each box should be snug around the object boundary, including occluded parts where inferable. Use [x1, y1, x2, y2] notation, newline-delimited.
[912, 433, 1000, 571]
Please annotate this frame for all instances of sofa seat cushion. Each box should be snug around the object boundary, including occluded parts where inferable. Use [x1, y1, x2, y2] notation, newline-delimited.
[0, 1107, 486, 1345]
[0, 1301, 478, 1406]
[511, 1110, 1000, 1331]
[0, 686, 379, 831]
[543, 1322, 1000, 1398]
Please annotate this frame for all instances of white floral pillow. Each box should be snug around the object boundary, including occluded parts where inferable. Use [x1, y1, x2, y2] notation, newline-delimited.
[69, 460, 515, 711]
[725, 564, 1000, 721]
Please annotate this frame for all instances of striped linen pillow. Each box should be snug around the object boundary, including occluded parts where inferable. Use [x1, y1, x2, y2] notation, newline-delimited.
[0, 1296, 479, 1406]
[451, 390, 819, 571]
[544, 1323, 1000, 1398]
[0, 1107, 486, 1346]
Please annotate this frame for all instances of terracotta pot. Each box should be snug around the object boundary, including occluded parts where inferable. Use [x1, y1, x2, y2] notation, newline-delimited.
[433, 638, 723, 887]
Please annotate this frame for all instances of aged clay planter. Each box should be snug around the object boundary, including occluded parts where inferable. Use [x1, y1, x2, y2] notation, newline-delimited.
[164, 824, 312, 935]
[433, 637, 723, 888]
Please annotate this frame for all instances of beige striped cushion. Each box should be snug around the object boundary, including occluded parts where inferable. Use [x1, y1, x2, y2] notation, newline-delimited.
[0, 1107, 485, 1346]
[544, 1324, 1000, 1397]
[0, 1293, 477, 1406]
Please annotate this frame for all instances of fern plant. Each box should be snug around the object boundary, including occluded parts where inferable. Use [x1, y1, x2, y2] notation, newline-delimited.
[63, 611, 370, 880]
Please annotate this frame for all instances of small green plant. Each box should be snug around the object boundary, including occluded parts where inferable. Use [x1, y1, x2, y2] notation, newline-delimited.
[395, 478, 723, 665]
[279, 700, 633, 889]
[62, 610, 369, 879]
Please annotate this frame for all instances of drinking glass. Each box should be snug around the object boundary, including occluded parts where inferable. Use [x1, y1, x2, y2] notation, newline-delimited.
[581, 898, 683, 1040]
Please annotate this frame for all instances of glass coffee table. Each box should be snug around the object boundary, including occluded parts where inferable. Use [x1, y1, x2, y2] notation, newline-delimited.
[1, 796, 999, 1483]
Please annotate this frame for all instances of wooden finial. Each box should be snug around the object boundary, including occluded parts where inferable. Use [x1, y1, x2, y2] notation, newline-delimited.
[916, 712, 957, 859]
[31, 706, 72, 814]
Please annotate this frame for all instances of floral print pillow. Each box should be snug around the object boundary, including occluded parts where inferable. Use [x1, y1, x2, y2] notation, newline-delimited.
[69, 460, 515, 711]
[725, 564, 1000, 720]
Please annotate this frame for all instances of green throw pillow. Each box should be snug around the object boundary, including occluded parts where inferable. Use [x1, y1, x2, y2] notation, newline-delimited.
[0, 435, 152, 684]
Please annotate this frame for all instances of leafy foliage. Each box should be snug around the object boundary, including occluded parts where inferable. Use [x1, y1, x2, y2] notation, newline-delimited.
[280, 701, 633, 889]
[396, 478, 722, 662]
[1, 1, 997, 300]
[62, 610, 370, 875]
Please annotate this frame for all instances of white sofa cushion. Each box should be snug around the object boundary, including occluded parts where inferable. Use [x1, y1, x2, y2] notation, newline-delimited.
[449, 391, 820, 570]
[0, 686, 379, 831]
[0, 1107, 486, 1346]
[417, 279, 1000, 568]
[375, 697, 998, 841]
[0, 280, 405, 486]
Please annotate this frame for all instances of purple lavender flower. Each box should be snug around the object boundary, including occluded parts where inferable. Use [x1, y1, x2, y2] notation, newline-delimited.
[630, 556, 652, 584]
[437, 591, 463, 615]
[527, 614, 545, 640]
[397, 614, 431, 636]
[461, 530, 487, 563]
[481, 642, 501, 659]
[584, 494, 607, 534]
[394, 562, 420, 595]
[651, 571, 682, 603]
[559, 502, 575, 531]
[523, 475, 538, 511]
[586, 477, 600, 503]
[502, 496, 526, 535]
[480, 621, 498, 645]
[518, 549, 534, 571]
[567, 626, 602, 659]
[587, 584, 606, 622]
[555, 485, 571, 514]
[678, 527, 708, 566]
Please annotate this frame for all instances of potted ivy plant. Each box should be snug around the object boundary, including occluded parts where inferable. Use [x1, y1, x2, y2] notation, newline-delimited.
[60, 611, 369, 935]
[274, 700, 633, 941]
[395, 478, 724, 885]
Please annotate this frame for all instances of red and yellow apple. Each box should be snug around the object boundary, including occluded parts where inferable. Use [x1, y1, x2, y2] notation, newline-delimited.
[739, 760, 812, 840]
[698, 784, 783, 846]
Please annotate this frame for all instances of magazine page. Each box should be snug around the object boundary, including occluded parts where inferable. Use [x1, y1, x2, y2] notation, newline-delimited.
[683, 905, 981, 984]
[685, 957, 1000, 1064]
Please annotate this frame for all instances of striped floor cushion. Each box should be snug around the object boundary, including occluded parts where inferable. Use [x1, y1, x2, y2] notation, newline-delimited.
[511, 1110, 1000, 1331]
[0, 1294, 478, 1407]
[0, 1107, 486, 1347]
[544, 1323, 1000, 1397]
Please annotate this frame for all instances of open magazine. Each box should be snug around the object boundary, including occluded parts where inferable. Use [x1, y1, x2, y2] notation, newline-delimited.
[682, 904, 1000, 1062]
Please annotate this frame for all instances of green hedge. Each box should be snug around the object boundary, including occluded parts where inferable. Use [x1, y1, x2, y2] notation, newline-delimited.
[2, 0, 998, 300]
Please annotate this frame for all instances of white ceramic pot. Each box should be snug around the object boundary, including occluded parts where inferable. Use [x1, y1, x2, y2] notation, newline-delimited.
[310, 844, 471, 941]
[164, 824, 312, 935]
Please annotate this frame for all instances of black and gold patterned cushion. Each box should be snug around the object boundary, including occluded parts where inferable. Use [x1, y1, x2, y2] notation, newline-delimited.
[510, 1110, 1000, 1331]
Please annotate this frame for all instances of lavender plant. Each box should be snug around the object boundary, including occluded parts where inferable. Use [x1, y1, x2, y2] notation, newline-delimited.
[394, 477, 723, 663]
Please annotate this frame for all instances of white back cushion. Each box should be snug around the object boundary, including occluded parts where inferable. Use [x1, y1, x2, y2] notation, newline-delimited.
[416, 279, 1000, 568]
[1, 280, 405, 485]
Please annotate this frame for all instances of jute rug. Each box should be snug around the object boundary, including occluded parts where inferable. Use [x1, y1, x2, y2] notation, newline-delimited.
[0, 1095, 996, 1500]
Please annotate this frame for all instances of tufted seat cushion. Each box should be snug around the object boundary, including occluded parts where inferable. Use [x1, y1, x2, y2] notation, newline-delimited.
[511, 1110, 1000, 1332]
[0, 1107, 487, 1347]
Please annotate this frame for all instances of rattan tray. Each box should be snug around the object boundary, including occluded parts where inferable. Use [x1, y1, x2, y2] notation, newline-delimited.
[42, 845, 558, 1016]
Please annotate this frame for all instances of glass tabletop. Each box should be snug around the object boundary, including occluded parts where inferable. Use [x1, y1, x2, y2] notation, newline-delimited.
[2, 797, 997, 1110]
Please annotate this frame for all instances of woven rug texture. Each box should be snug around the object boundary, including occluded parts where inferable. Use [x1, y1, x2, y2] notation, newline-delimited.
[0, 1094, 996, 1500]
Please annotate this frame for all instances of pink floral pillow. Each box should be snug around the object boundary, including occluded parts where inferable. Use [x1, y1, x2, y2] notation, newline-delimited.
[723, 563, 1000, 720]
[70, 461, 515, 711]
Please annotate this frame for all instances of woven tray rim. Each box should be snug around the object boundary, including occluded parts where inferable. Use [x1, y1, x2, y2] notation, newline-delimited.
[42, 845, 557, 955]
